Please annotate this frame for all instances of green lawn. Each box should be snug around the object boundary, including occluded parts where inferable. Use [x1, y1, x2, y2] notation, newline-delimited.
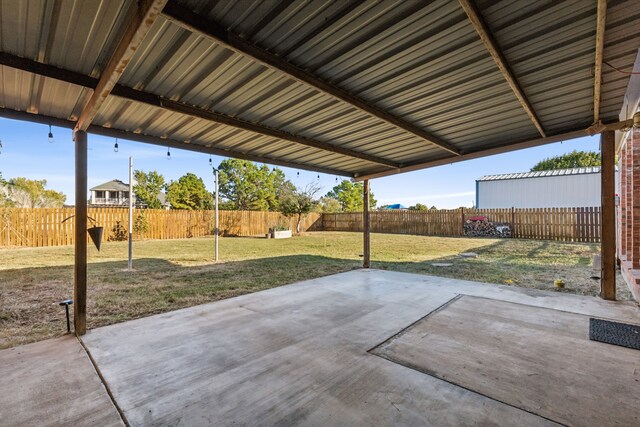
[0, 232, 632, 349]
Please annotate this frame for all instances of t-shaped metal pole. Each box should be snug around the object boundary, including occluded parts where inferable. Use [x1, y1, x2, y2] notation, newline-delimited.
[58, 299, 74, 333]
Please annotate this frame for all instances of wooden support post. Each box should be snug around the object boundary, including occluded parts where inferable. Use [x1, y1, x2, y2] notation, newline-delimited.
[74, 130, 88, 334]
[363, 180, 370, 268]
[601, 130, 616, 300]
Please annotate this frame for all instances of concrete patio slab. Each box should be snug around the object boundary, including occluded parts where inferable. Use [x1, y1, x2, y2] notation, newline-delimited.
[80, 269, 639, 426]
[372, 295, 640, 427]
[0, 335, 123, 427]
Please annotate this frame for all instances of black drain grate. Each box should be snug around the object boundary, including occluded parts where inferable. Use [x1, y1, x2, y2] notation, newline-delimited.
[589, 318, 640, 350]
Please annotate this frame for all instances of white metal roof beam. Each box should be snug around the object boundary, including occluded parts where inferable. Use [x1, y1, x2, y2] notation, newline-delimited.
[161, 1, 462, 156]
[74, 0, 167, 133]
[593, 0, 607, 123]
[458, 0, 546, 138]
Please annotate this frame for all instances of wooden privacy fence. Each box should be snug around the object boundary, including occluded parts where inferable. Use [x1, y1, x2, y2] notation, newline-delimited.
[0, 208, 322, 248]
[320, 207, 602, 243]
[0, 206, 601, 248]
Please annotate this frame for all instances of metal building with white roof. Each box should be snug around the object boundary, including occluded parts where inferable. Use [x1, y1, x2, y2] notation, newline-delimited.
[476, 167, 601, 208]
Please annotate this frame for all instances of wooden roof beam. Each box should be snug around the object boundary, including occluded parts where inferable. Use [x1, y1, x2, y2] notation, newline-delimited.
[593, 0, 607, 123]
[0, 53, 399, 168]
[161, 1, 462, 156]
[74, 0, 167, 133]
[354, 112, 640, 181]
[0, 108, 353, 177]
[458, 0, 546, 137]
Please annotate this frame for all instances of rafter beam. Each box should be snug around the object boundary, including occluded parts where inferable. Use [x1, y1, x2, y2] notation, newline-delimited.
[353, 112, 640, 181]
[162, 1, 462, 156]
[594, 0, 607, 123]
[0, 53, 398, 168]
[458, 0, 546, 137]
[74, 0, 167, 133]
[0, 108, 354, 177]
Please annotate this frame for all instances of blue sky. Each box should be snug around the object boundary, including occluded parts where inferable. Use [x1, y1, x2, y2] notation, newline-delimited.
[0, 117, 599, 207]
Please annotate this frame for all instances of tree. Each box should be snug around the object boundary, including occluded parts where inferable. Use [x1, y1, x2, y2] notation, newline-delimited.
[217, 159, 291, 211]
[280, 183, 320, 233]
[324, 180, 376, 212]
[3, 177, 66, 207]
[0, 173, 12, 207]
[530, 150, 601, 171]
[134, 170, 165, 209]
[166, 173, 212, 210]
[408, 203, 428, 211]
[318, 197, 342, 213]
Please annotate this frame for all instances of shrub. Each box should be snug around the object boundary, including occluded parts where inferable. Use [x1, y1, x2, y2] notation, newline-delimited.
[134, 213, 149, 236]
[109, 221, 128, 241]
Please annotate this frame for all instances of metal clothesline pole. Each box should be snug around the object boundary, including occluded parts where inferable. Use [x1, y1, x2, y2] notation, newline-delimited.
[128, 157, 133, 271]
[214, 167, 219, 262]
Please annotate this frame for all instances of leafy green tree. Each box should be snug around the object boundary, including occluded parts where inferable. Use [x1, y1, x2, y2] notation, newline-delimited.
[318, 197, 342, 213]
[280, 183, 320, 233]
[134, 170, 165, 209]
[166, 173, 212, 210]
[0, 173, 12, 207]
[3, 177, 66, 207]
[217, 159, 291, 211]
[324, 180, 376, 212]
[531, 150, 601, 171]
[408, 203, 428, 211]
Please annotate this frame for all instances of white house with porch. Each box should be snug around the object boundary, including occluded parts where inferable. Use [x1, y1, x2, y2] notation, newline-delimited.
[90, 179, 169, 208]
[89, 180, 132, 206]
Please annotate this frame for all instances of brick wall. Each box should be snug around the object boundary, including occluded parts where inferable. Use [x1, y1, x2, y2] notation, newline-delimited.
[618, 128, 640, 301]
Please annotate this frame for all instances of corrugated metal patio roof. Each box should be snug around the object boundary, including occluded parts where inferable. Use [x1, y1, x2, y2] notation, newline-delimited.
[0, 0, 638, 179]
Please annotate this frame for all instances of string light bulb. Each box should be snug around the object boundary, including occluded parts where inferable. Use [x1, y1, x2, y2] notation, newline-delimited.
[0, 139, 3, 155]
[335, 176, 338, 183]
[296, 171, 300, 178]
[317, 173, 320, 180]
[209, 155, 212, 166]
[114, 138, 119, 153]
[167, 147, 171, 160]
[48, 125, 54, 143]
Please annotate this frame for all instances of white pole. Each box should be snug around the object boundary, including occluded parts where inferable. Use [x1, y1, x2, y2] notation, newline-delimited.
[128, 157, 133, 271]
[214, 168, 219, 262]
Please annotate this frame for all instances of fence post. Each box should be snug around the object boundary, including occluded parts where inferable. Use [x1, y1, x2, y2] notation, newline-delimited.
[511, 207, 515, 238]
[460, 207, 464, 236]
